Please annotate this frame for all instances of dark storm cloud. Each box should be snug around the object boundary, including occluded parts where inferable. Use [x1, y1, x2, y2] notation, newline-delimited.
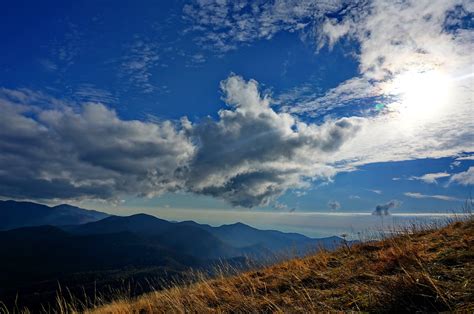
[0, 76, 362, 207]
[372, 200, 401, 216]
[0, 92, 194, 202]
[327, 200, 341, 210]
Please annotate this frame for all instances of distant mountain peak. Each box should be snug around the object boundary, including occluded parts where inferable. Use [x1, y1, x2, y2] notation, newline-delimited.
[223, 222, 251, 228]
[0, 200, 109, 230]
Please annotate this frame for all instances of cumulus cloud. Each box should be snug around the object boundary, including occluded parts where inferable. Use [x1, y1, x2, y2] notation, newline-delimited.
[185, 75, 362, 207]
[0, 95, 195, 202]
[0, 75, 362, 207]
[327, 200, 341, 210]
[449, 167, 474, 186]
[404, 192, 461, 201]
[372, 200, 401, 216]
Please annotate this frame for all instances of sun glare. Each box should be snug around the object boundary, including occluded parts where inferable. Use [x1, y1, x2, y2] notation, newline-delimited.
[387, 69, 452, 125]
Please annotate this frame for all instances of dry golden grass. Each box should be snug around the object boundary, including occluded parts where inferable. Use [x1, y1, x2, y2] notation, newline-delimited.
[79, 218, 474, 313]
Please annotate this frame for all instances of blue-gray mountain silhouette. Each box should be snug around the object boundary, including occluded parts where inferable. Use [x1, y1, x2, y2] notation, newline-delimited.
[0, 200, 109, 230]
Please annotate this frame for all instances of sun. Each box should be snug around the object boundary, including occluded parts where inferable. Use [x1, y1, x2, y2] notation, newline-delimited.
[386, 69, 452, 125]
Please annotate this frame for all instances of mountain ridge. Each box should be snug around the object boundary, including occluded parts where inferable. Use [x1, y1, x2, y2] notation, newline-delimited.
[0, 200, 109, 230]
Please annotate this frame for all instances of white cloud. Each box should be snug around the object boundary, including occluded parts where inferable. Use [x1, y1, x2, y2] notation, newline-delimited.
[39, 58, 58, 72]
[410, 172, 451, 184]
[326, 4, 473, 167]
[291, 0, 473, 118]
[47, 22, 82, 73]
[404, 192, 461, 201]
[318, 1, 473, 79]
[121, 38, 161, 93]
[456, 155, 474, 161]
[449, 167, 474, 186]
[182, 0, 342, 52]
[368, 189, 382, 195]
[185, 1, 474, 171]
[281, 76, 382, 117]
[284, 1, 473, 168]
[450, 160, 461, 169]
[74, 84, 117, 104]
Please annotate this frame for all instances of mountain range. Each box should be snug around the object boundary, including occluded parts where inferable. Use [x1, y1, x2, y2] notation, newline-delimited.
[0, 200, 346, 310]
[0, 200, 109, 230]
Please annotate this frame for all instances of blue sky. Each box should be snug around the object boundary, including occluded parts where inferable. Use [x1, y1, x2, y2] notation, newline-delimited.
[1, 0, 473, 235]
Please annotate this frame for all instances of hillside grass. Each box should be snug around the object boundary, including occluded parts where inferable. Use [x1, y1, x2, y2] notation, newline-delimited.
[75, 217, 473, 313]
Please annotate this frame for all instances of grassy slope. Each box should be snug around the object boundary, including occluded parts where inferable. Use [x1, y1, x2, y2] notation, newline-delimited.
[86, 218, 474, 313]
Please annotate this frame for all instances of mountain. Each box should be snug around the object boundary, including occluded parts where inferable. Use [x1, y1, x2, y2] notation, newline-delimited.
[0, 225, 199, 311]
[0, 225, 197, 281]
[65, 213, 173, 235]
[67, 214, 246, 259]
[89, 218, 474, 313]
[2, 200, 345, 260]
[178, 220, 345, 254]
[0, 200, 349, 311]
[152, 224, 244, 260]
[0, 200, 109, 230]
[67, 213, 346, 258]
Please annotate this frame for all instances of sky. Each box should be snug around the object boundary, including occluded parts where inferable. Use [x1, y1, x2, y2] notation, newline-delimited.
[1, 0, 473, 237]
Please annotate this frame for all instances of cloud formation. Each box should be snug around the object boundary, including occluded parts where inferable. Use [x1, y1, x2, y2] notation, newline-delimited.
[270, 2, 474, 168]
[74, 84, 117, 104]
[3, 1, 471, 208]
[327, 200, 341, 210]
[182, 0, 341, 52]
[449, 167, 474, 186]
[185, 76, 361, 206]
[317, 0, 473, 79]
[410, 172, 451, 184]
[0, 75, 361, 207]
[0, 91, 194, 201]
[404, 192, 461, 202]
[368, 189, 382, 195]
[185, 1, 474, 176]
[121, 38, 161, 93]
[372, 200, 401, 216]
